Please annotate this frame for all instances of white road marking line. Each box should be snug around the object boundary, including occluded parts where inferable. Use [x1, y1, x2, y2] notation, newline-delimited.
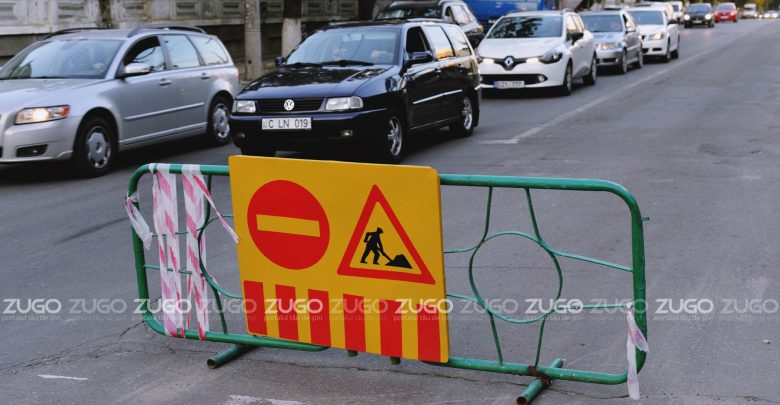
[38, 374, 88, 381]
[479, 26, 760, 145]
[224, 395, 307, 405]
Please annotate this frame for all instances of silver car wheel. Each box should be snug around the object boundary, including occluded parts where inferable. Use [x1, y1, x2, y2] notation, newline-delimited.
[462, 97, 473, 130]
[86, 127, 111, 169]
[212, 103, 230, 139]
[387, 116, 403, 158]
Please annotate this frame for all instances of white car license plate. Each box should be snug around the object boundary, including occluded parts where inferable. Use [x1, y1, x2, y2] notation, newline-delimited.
[261, 117, 312, 130]
[495, 80, 525, 89]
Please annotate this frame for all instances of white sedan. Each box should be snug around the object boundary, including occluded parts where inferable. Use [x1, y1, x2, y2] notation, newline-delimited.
[628, 7, 680, 62]
[477, 10, 597, 96]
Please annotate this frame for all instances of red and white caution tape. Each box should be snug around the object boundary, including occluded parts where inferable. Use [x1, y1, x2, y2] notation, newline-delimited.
[181, 165, 211, 339]
[124, 192, 152, 250]
[626, 303, 649, 400]
[151, 164, 185, 337]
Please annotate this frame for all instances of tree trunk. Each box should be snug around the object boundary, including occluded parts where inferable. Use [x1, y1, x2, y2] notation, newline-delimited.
[359, 0, 378, 20]
[244, 0, 263, 79]
[282, 0, 302, 57]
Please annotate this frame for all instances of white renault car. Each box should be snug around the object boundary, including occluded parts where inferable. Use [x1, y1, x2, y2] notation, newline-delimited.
[477, 10, 597, 96]
[628, 6, 680, 63]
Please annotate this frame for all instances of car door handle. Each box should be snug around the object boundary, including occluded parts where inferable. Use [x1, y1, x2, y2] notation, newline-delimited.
[200, 73, 210, 80]
[159, 79, 172, 86]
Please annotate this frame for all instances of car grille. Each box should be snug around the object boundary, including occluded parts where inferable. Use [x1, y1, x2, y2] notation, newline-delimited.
[482, 74, 545, 86]
[257, 98, 324, 113]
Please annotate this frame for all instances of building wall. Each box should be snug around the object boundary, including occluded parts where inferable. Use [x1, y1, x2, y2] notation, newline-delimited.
[1, 0, 393, 69]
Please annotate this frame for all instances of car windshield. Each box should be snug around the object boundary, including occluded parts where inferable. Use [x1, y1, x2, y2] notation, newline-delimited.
[581, 15, 624, 32]
[687, 4, 710, 12]
[487, 16, 562, 38]
[672, 5, 680, 11]
[0, 38, 122, 79]
[717, 4, 735, 10]
[629, 10, 665, 25]
[745, 4, 756, 9]
[376, 5, 439, 19]
[286, 27, 399, 66]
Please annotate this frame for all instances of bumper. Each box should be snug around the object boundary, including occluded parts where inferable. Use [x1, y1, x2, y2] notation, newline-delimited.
[715, 14, 736, 21]
[642, 38, 669, 56]
[230, 108, 389, 151]
[0, 116, 80, 163]
[685, 17, 712, 25]
[595, 49, 623, 67]
[478, 58, 567, 89]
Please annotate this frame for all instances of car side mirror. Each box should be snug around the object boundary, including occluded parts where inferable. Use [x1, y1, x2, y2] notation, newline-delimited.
[407, 51, 434, 66]
[275, 56, 286, 67]
[569, 32, 584, 42]
[119, 62, 151, 78]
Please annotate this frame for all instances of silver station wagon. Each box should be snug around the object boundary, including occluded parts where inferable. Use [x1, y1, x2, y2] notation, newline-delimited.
[0, 26, 239, 176]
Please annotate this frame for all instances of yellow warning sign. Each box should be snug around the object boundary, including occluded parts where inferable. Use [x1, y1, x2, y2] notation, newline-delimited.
[229, 156, 448, 362]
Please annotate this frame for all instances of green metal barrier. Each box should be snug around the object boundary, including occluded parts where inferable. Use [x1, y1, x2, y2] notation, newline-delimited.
[128, 163, 647, 404]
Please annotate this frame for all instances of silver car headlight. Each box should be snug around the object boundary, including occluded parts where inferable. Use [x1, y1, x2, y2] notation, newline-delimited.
[705, 13, 712, 19]
[538, 49, 563, 64]
[15, 105, 70, 125]
[649, 31, 666, 41]
[598, 42, 622, 50]
[325, 96, 363, 111]
[233, 100, 256, 113]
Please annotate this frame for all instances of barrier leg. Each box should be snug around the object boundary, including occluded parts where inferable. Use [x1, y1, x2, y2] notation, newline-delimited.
[207, 344, 257, 369]
[517, 358, 564, 405]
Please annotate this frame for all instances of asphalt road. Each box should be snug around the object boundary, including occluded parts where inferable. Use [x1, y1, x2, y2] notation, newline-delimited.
[1, 20, 779, 405]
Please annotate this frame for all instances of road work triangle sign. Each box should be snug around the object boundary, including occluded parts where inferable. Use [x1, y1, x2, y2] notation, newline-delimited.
[338, 185, 435, 284]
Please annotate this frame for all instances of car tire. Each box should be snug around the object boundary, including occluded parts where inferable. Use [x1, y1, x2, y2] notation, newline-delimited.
[583, 56, 597, 86]
[71, 115, 115, 177]
[557, 62, 573, 96]
[671, 38, 680, 59]
[618, 50, 628, 74]
[449, 95, 476, 138]
[662, 41, 672, 63]
[240, 145, 276, 157]
[373, 112, 405, 163]
[632, 49, 644, 69]
[202, 95, 232, 146]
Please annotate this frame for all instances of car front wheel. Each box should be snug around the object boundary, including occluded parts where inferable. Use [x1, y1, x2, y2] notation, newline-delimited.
[449, 95, 475, 138]
[72, 115, 115, 177]
[374, 113, 405, 163]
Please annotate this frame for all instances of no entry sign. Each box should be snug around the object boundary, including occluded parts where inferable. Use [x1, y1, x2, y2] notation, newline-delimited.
[230, 156, 448, 362]
[247, 180, 329, 270]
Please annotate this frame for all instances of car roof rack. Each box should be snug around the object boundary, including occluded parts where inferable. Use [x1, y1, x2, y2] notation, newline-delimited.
[43, 27, 108, 39]
[127, 24, 206, 37]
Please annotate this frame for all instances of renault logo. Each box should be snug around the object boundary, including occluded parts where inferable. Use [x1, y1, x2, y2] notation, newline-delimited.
[503, 56, 515, 68]
[283, 99, 295, 111]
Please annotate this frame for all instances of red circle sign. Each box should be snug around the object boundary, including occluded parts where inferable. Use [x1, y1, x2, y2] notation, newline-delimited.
[248, 180, 330, 270]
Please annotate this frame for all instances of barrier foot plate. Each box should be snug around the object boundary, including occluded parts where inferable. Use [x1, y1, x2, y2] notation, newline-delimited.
[517, 358, 565, 404]
[208, 344, 258, 369]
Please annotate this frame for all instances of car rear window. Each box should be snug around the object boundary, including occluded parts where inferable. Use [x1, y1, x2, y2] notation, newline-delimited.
[190, 36, 230, 65]
[442, 25, 472, 57]
[162, 35, 201, 68]
[376, 5, 439, 19]
[488, 16, 563, 38]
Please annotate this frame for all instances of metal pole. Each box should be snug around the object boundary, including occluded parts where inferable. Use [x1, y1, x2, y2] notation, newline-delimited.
[244, 0, 264, 80]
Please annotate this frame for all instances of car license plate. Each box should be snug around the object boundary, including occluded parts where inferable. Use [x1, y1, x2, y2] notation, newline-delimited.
[495, 81, 525, 89]
[261, 117, 312, 130]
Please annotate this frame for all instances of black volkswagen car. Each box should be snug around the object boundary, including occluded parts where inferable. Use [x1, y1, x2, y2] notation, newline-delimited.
[230, 20, 480, 162]
[684, 3, 714, 28]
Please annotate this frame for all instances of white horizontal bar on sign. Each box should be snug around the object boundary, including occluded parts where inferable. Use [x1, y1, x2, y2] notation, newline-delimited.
[256, 215, 320, 237]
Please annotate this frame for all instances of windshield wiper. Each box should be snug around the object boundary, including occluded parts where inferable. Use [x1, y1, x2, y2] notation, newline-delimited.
[320, 60, 375, 67]
[284, 62, 322, 68]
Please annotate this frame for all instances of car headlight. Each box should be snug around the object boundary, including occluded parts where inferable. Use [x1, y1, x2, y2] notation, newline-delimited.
[15, 106, 69, 125]
[705, 13, 712, 19]
[233, 100, 256, 113]
[539, 50, 563, 64]
[598, 42, 622, 50]
[684, 14, 691, 20]
[649, 31, 666, 41]
[325, 96, 363, 111]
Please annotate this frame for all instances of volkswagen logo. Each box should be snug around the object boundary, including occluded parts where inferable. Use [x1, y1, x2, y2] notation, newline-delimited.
[283, 99, 295, 111]
[503, 56, 515, 68]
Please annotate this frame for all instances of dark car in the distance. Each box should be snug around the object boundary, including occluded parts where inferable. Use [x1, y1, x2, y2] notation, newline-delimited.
[684, 3, 714, 28]
[230, 20, 481, 162]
